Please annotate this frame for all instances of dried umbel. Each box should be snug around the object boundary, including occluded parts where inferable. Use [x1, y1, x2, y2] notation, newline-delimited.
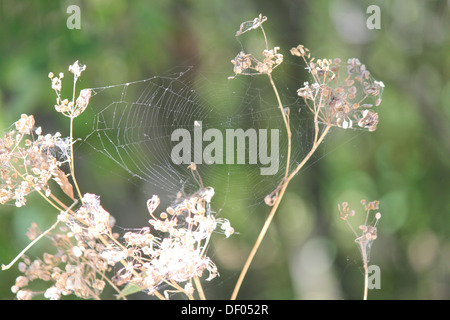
[230, 13, 283, 78]
[338, 199, 381, 300]
[1, 60, 92, 208]
[338, 199, 381, 251]
[235, 13, 267, 37]
[231, 47, 283, 76]
[12, 221, 112, 299]
[59, 193, 115, 237]
[293, 45, 384, 132]
[12, 238, 109, 300]
[0, 116, 73, 207]
[10, 193, 121, 300]
[228, 14, 385, 300]
[116, 189, 234, 298]
[49, 60, 91, 119]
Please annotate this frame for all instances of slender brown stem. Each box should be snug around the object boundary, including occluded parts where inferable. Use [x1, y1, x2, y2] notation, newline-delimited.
[359, 242, 369, 300]
[231, 122, 331, 299]
[363, 262, 369, 300]
[153, 289, 166, 300]
[230, 176, 288, 300]
[194, 276, 206, 300]
[1, 219, 60, 271]
[168, 280, 195, 300]
[268, 74, 291, 179]
[69, 117, 84, 203]
[287, 125, 331, 181]
[230, 40, 332, 298]
[1, 200, 78, 271]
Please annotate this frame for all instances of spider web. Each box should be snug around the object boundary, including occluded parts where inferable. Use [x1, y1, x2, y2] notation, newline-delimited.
[80, 65, 316, 214]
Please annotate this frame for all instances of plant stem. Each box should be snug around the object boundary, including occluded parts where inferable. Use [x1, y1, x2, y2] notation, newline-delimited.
[364, 262, 368, 300]
[194, 276, 206, 300]
[1, 219, 60, 271]
[69, 117, 83, 203]
[230, 120, 331, 299]
[1, 199, 78, 271]
[360, 242, 369, 300]
[268, 74, 291, 179]
[168, 280, 195, 300]
[230, 175, 289, 300]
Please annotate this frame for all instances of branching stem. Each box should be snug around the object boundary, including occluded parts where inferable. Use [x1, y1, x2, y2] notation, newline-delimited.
[231, 68, 331, 299]
[1, 200, 78, 271]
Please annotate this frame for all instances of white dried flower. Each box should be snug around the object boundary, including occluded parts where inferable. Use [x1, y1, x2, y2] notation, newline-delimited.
[68, 60, 86, 79]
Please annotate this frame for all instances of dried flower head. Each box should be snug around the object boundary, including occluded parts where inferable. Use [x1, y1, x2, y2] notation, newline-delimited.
[293, 47, 385, 132]
[15, 114, 35, 135]
[116, 188, 233, 298]
[50, 61, 91, 118]
[338, 199, 381, 263]
[235, 13, 267, 36]
[11, 194, 123, 300]
[339, 199, 382, 300]
[0, 117, 73, 206]
[229, 14, 283, 79]
[60, 193, 114, 237]
[68, 60, 86, 79]
[12, 222, 111, 299]
[290, 44, 311, 58]
[74, 88, 92, 117]
[230, 47, 283, 77]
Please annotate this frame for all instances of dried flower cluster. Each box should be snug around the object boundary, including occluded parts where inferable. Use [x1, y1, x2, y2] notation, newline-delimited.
[230, 14, 283, 78]
[235, 13, 268, 37]
[293, 44, 384, 131]
[11, 193, 116, 300]
[114, 188, 234, 299]
[49, 60, 92, 118]
[338, 199, 381, 300]
[12, 188, 233, 300]
[0, 60, 92, 207]
[0, 115, 73, 207]
[228, 14, 385, 300]
[338, 199, 381, 262]
[12, 228, 109, 300]
[231, 47, 283, 76]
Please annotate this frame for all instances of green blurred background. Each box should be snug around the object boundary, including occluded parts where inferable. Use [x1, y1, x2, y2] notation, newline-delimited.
[0, 0, 449, 300]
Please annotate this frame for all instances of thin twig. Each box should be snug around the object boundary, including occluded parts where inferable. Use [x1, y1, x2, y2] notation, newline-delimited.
[360, 243, 369, 300]
[69, 117, 84, 203]
[1, 200, 78, 271]
[194, 276, 207, 300]
[268, 74, 291, 179]
[231, 58, 332, 298]
[230, 126, 330, 300]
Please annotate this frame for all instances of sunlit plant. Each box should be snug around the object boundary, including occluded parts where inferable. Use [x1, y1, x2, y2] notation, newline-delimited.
[0, 14, 384, 300]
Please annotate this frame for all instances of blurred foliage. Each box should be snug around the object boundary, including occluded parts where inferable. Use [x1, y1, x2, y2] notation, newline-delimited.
[0, 0, 449, 300]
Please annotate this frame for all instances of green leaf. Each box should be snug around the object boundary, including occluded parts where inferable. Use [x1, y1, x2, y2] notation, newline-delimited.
[117, 282, 143, 299]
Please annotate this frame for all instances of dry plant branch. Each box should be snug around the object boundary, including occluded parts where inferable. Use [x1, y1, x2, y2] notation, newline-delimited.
[1, 200, 78, 271]
[229, 14, 384, 299]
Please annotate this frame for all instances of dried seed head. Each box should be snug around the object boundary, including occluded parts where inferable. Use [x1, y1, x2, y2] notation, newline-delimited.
[68, 60, 86, 79]
[293, 49, 384, 132]
[15, 114, 35, 135]
[235, 13, 267, 36]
